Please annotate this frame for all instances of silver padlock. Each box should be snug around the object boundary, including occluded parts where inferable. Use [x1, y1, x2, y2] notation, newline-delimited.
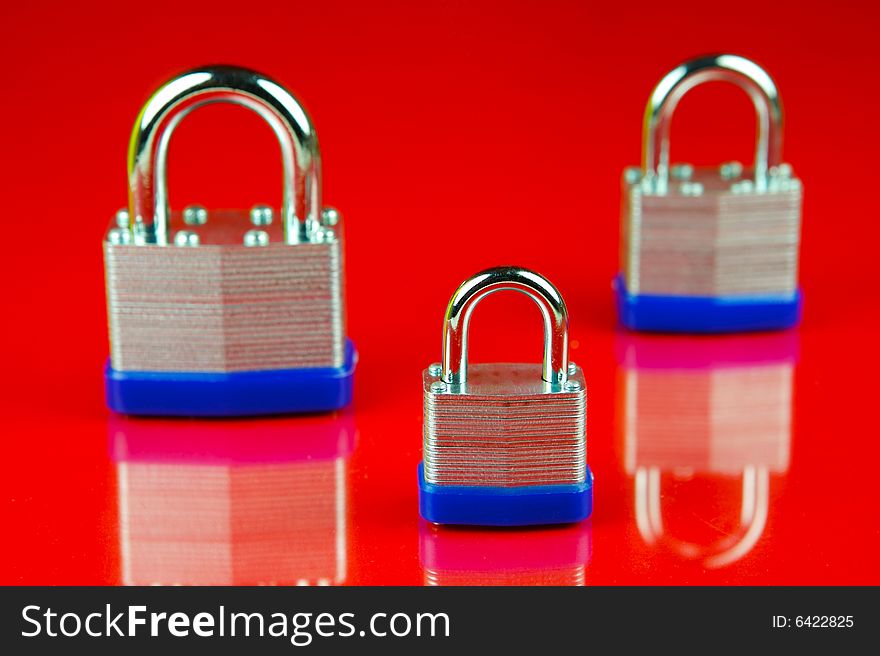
[418, 266, 593, 526]
[616, 54, 803, 333]
[103, 66, 355, 417]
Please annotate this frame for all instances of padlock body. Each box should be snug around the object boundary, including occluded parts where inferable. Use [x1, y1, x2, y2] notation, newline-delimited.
[103, 210, 355, 416]
[419, 363, 592, 526]
[617, 167, 803, 332]
[105, 210, 345, 372]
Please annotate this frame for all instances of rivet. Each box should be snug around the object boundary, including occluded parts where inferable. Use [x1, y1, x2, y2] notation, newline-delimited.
[430, 381, 447, 393]
[670, 163, 694, 181]
[183, 205, 208, 226]
[174, 230, 199, 247]
[244, 229, 269, 247]
[250, 204, 273, 226]
[428, 363, 442, 377]
[719, 161, 744, 180]
[321, 207, 341, 226]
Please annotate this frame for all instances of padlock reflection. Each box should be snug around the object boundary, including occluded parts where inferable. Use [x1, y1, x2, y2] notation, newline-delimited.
[110, 411, 355, 585]
[617, 331, 795, 568]
[419, 521, 591, 586]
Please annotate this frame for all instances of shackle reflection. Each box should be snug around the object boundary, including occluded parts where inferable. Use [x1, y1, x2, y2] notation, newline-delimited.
[419, 521, 591, 586]
[616, 331, 795, 568]
[109, 411, 356, 585]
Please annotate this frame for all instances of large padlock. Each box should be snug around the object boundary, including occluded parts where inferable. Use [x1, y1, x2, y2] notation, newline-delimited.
[616, 54, 803, 333]
[419, 266, 593, 526]
[103, 66, 356, 416]
[110, 411, 355, 585]
[616, 332, 794, 568]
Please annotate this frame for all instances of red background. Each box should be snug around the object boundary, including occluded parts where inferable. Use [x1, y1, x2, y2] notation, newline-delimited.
[1, 0, 879, 584]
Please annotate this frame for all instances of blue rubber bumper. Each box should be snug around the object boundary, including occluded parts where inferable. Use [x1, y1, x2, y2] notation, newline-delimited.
[614, 274, 802, 333]
[418, 462, 593, 527]
[105, 339, 357, 417]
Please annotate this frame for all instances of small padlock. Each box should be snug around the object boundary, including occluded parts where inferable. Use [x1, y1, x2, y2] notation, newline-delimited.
[616, 54, 803, 333]
[103, 66, 356, 416]
[418, 266, 593, 526]
[616, 332, 794, 567]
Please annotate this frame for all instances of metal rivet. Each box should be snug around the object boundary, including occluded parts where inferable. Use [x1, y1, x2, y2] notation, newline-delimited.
[250, 204, 273, 226]
[315, 227, 337, 243]
[115, 208, 130, 228]
[321, 207, 341, 226]
[731, 179, 755, 194]
[428, 363, 442, 377]
[719, 161, 744, 180]
[183, 205, 208, 226]
[243, 230, 269, 247]
[680, 181, 704, 196]
[430, 381, 447, 393]
[564, 380, 582, 392]
[174, 230, 199, 247]
[107, 227, 131, 245]
[567, 362, 578, 375]
[623, 167, 642, 185]
[670, 163, 694, 181]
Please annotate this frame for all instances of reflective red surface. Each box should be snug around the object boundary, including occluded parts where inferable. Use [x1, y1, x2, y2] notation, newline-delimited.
[2, 1, 879, 585]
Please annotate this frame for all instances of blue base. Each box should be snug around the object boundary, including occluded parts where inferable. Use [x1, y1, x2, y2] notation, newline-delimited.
[614, 274, 802, 333]
[106, 339, 356, 417]
[418, 463, 593, 527]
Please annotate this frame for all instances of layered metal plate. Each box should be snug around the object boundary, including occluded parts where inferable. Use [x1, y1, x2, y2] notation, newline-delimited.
[423, 363, 587, 487]
[105, 209, 345, 373]
[621, 165, 802, 297]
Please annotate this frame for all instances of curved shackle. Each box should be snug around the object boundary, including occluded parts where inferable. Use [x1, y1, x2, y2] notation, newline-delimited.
[127, 65, 321, 245]
[642, 54, 783, 193]
[441, 266, 570, 386]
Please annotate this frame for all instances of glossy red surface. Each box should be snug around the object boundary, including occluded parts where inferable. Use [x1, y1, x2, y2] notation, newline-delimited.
[2, 1, 879, 585]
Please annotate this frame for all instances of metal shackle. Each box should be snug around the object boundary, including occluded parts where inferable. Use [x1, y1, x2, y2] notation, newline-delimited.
[642, 54, 783, 193]
[441, 266, 570, 386]
[127, 65, 321, 245]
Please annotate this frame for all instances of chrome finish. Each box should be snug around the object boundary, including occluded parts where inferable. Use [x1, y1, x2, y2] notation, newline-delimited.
[183, 205, 208, 226]
[441, 266, 569, 386]
[642, 54, 782, 193]
[428, 362, 442, 377]
[127, 65, 321, 245]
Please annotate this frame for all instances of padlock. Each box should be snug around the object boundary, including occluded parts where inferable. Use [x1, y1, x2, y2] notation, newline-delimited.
[110, 411, 355, 585]
[616, 54, 803, 333]
[616, 331, 794, 567]
[419, 266, 593, 526]
[103, 66, 356, 416]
